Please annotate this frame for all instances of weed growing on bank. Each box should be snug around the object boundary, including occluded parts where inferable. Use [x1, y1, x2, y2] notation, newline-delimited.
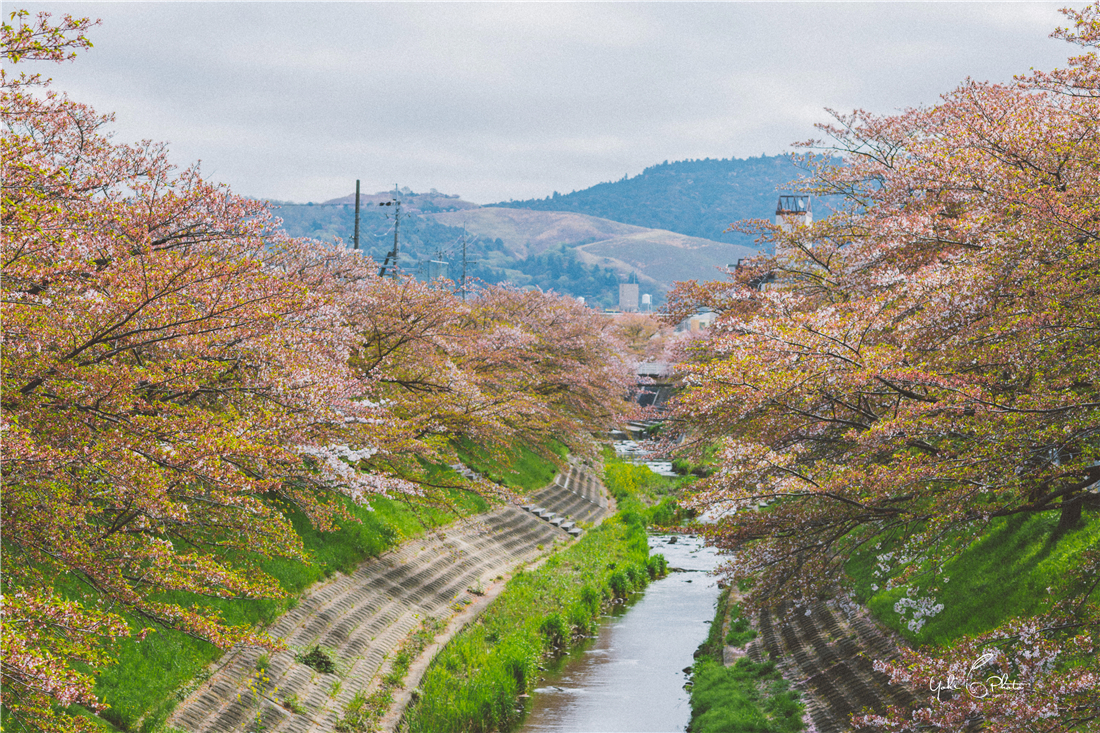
[689, 658, 804, 733]
[335, 616, 446, 732]
[725, 603, 757, 648]
[602, 453, 691, 526]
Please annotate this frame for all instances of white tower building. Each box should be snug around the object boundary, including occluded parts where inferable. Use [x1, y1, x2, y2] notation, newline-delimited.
[619, 283, 639, 312]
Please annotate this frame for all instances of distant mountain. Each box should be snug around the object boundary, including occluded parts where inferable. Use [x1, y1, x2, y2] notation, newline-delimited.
[424, 207, 651, 259]
[269, 196, 628, 308]
[266, 155, 806, 305]
[493, 155, 807, 250]
[423, 207, 756, 291]
[320, 187, 480, 214]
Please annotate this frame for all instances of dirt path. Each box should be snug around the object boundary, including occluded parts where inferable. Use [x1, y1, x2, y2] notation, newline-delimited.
[168, 463, 609, 733]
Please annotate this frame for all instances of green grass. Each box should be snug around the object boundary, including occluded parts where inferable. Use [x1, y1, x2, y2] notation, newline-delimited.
[602, 453, 691, 526]
[91, 475, 490, 732]
[726, 603, 758, 648]
[688, 592, 802, 733]
[696, 586, 732, 662]
[846, 510, 1100, 645]
[453, 438, 565, 492]
[689, 658, 804, 733]
[404, 516, 660, 733]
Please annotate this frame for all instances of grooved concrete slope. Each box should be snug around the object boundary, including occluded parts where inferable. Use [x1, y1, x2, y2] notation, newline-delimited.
[748, 601, 926, 733]
[525, 463, 610, 526]
[168, 464, 609, 733]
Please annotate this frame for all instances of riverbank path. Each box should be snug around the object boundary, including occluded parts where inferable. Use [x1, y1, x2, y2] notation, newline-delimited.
[167, 462, 610, 733]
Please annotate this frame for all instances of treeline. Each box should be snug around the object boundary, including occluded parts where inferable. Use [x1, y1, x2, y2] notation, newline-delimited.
[0, 14, 632, 732]
[668, 6, 1100, 731]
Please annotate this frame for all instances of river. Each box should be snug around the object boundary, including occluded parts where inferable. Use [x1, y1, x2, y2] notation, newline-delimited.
[518, 533, 723, 733]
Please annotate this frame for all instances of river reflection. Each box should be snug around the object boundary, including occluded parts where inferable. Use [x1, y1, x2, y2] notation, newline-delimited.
[518, 534, 723, 733]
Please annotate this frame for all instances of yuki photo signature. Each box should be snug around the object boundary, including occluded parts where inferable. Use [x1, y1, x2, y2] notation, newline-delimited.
[929, 652, 1029, 701]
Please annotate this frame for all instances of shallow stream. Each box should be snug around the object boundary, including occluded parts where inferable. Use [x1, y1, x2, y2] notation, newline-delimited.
[518, 534, 724, 733]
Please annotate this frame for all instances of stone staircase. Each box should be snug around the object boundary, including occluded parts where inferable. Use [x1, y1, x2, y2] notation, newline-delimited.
[520, 462, 610, 535]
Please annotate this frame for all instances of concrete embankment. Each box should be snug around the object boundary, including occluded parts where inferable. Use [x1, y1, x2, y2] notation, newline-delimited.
[168, 463, 609, 733]
[746, 601, 923, 733]
[695, 591, 925, 733]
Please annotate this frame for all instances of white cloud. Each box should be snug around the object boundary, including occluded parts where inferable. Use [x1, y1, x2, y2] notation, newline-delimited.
[23, 2, 1072, 203]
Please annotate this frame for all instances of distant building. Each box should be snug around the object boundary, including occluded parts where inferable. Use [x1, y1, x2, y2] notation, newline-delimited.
[677, 310, 717, 332]
[619, 282, 639, 312]
[635, 361, 673, 408]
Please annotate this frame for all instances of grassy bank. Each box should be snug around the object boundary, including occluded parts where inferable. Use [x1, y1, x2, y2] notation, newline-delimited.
[602, 453, 690, 526]
[88, 445, 562, 732]
[402, 515, 663, 733]
[454, 438, 567, 492]
[845, 511, 1100, 645]
[687, 589, 804, 733]
[402, 456, 684, 733]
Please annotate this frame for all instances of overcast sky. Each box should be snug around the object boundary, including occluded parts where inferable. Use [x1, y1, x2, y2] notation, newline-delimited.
[20, 2, 1075, 204]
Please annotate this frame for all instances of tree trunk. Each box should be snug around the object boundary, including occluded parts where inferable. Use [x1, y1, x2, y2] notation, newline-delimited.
[1056, 493, 1084, 535]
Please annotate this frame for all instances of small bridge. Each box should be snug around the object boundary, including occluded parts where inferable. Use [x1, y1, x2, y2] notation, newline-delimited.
[634, 361, 674, 408]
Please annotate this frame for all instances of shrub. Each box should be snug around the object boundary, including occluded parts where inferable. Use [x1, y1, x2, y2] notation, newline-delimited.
[296, 645, 337, 674]
[608, 570, 630, 598]
[539, 613, 569, 648]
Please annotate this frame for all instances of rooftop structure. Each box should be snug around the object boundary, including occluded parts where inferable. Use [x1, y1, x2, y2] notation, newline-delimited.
[776, 194, 812, 232]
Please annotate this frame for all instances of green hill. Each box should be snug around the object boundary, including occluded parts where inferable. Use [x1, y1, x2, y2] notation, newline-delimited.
[268, 200, 625, 308]
[493, 155, 808, 250]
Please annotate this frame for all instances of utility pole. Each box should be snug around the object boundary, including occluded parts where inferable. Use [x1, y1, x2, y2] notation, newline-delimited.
[377, 185, 401, 278]
[353, 179, 360, 250]
[456, 226, 479, 301]
[390, 194, 399, 277]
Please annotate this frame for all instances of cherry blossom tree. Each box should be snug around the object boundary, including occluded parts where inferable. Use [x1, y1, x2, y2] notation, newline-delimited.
[332, 273, 632, 494]
[466, 284, 632, 451]
[669, 5, 1100, 731]
[0, 16, 410, 731]
[1, 14, 633, 729]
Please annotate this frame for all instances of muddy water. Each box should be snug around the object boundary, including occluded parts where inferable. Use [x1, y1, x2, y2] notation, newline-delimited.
[518, 534, 723, 733]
